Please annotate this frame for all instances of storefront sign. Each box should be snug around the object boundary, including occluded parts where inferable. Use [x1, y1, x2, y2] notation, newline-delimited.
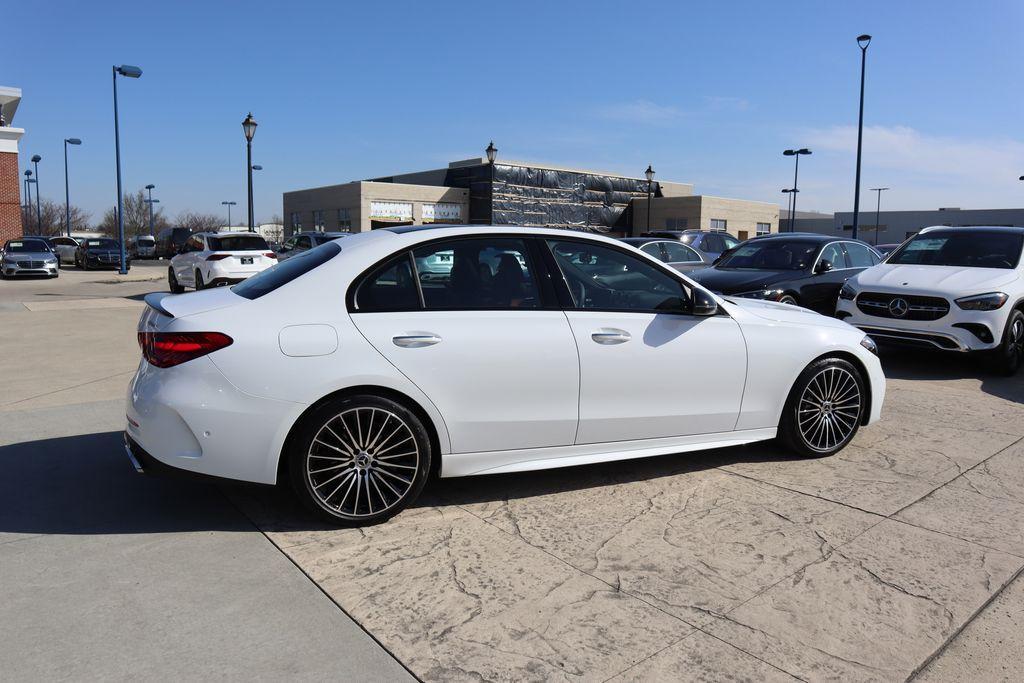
[370, 201, 413, 221]
[422, 202, 462, 223]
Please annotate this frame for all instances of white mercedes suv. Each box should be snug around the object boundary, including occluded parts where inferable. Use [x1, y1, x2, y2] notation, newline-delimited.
[168, 231, 277, 292]
[836, 226, 1024, 375]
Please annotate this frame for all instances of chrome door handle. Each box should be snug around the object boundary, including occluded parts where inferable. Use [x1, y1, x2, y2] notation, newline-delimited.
[591, 329, 631, 345]
[392, 334, 442, 348]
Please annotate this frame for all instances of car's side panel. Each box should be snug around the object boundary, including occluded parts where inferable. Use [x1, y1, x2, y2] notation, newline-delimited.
[351, 310, 580, 453]
[565, 310, 747, 443]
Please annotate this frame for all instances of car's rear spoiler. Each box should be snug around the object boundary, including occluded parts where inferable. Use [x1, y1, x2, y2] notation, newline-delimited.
[144, 292, 174, 317]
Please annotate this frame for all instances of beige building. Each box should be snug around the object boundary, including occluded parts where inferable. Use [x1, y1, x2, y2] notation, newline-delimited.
[631, 195, 779, 240]
[283, 181, 469, 233]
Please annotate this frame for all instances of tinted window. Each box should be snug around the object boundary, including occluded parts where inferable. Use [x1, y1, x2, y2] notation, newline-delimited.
[85, 239, 120, 250]
[717, 240, 819, 271]
[640, 243, 665, 260]
[297, 236, 312, 249]
[819, 243, 848, 269]
[888, 231, 1023, 269]
[702, 234, 724, 253]
[663, 242, 701, 263]
[844, 242, 876, 268]
[354, 254, 420, 312]
[548, 240, 690, 312]
[413, 238, 539, 310]
[722, 234, 741, 250]
[233, 242, 341, 300]
[207, 235, 268, 251]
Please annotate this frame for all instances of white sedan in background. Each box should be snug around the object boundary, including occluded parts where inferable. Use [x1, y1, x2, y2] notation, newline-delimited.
[167, 231, 277, 292]
[128, 225, 885, 526]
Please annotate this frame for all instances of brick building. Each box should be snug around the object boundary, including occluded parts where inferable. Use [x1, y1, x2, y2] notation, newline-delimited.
[0, 87, 24, 244]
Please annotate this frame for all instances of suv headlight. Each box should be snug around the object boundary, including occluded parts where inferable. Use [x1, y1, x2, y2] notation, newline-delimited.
[955, 292, 1008, 311]
[839, 283, 857, 301]
[737, 288, 785, 301]
[860, 335, 878, 355]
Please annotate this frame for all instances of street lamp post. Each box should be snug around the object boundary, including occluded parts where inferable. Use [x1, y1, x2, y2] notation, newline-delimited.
[250, 165, 262, 230]
[144, 184, 158, 236]
[869, 187, 889, 246]
[23, 170, 33, 233]
[645, 165, 655, 233]
[64, 139, 82, 237]
[31, 155, 42, 235]
[222, 201, 237, 227]
[783, 149, 811, 232]
[112, 64, 142, 274]
[782, 188, 799, 230]
[485, 141, 497, 225]
[242, 113, 258, 232]
[851, 34, 872, 241]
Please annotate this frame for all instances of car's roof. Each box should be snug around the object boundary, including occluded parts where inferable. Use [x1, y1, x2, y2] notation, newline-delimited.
[202, 231, 263, 237]
[620, 237, 665, 244]
[747, 232, 856, 243]
[918, 225, 1024, 235]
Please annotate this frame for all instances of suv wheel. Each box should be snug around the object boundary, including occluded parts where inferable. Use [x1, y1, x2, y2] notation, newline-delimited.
[779, 357, 864, 457]
[168, 268, 185, 294]
[288, 394, 432, 526]
[195, 271, 205, 290]
[991, 309, 1024, 376]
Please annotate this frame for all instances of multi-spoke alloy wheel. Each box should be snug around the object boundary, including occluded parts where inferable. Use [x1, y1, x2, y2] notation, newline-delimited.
[992, 309, 1024, 376]
[290, 395, 431, 525]
[780, 357, 864, 457]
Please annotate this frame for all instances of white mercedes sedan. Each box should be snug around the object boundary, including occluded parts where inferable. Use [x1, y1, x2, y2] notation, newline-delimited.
[126, 225, 885, 525]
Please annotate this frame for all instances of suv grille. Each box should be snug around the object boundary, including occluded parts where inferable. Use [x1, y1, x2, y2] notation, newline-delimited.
[856, 292, 949, 321]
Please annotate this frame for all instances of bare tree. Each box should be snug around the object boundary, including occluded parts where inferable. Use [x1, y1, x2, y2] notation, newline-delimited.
[175, 211, 224, 233]
[98, 189, 170, 237]
[21, 198, 91, 236]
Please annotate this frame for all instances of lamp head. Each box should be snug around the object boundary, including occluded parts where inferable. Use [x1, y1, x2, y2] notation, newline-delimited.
[31, 154, 41, 163]
[65, 138, 82, 145]
[24, 169, 31, 177]
[145, 184, 155, 190]
[644, 164, 655, 181]
[116, 65, 143, 78]
[485, 141, 497, 164]
[783, 149, 795, 156]
[251, 164, 263, 171]
[242, 113, 258, 142]
[857, 34, 872, 49]
[798, 148, 811, 155]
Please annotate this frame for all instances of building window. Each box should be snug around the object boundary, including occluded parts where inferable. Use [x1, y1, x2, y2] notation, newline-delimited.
[756, 222, 771, 235]
[665, 217, 688, 230]
[312, 210, 325, 231]
[290, 212, 302, 231]
[710, 219, 727, 232]
[337, 208, 352, 231]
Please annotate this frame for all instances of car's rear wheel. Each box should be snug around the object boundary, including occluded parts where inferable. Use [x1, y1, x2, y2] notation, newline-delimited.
[168, 267, 184, 294]
[779, 357, 864, 457]
[990, 309, 1024, 376]
[288, 395, 432, 526]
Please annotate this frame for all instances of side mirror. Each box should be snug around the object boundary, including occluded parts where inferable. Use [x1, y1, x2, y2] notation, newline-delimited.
[815, 259, 833, 274]
[691, 288, 719, 317]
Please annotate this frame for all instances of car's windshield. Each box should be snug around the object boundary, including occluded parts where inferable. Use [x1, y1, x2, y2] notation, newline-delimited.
[888, 231, 1024, 269]
[5, 240, 49, 253]
[207, 235, 268, 251]
[136, 236, 155, 244]
[85, 239, 120, 250]
[715, 240, 818, 271]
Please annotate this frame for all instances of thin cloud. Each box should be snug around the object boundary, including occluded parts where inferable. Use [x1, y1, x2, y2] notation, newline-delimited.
[595, 99, 685, 124]
[702, 95, 750, 111]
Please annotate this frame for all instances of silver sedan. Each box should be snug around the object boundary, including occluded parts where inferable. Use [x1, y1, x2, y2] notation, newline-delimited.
[1, 238, 59, 278]
[619, 237, 711, 273]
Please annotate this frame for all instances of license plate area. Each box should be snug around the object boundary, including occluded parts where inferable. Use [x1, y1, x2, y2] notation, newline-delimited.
[241, 257, 253, 265]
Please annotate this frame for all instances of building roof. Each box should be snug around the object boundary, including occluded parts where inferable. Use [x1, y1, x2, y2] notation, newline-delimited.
[0, 86, 22, 125]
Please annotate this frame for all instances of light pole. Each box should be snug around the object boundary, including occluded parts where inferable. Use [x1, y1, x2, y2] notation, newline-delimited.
[144, 184, 159, 236]
[869, 187, 889, 246]
[645, 165, 655, 233]
[112, 64, 142, 274]
[251, 165, 262, 229]
[64, 138, 82, 237]
[486, 141, 497, 224]
[783, 149, 811, 232]
[31, 155, 42, 234]
[782, 188, 799, 230]
[222, 201, 237, 227]
[242, 113, 258, 232]
[23, 170, 33, 234]
[851, 34, 872, 241]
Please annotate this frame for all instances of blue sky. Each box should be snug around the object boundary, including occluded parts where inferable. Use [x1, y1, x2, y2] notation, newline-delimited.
[6, 0, 1024, 224]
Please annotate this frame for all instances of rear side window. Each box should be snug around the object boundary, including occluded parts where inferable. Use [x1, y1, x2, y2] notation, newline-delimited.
[354, 255, 420, 312]
[232, 242, 341, 300]
[663, 242, 701, 263]
[208, 235, 268, 251]
[844, 242, 876, 268]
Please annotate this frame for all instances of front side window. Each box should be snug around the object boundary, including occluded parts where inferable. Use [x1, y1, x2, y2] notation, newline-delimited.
[818, 243, 848, 269]
[548, 240, 690, 312]
[843, 242, 876, 268]
[414, 238, 539, 310]
[888, 230, 1023, 269]
[663, 242, 701, 263]
[640, 242, 666, 260]
[721, 234, 740, 250]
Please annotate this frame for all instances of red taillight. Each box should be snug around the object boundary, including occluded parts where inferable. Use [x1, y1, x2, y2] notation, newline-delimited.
[206, 254, 230, 261]
[137, 331, 233, 368]
[264, 252, 277, 259]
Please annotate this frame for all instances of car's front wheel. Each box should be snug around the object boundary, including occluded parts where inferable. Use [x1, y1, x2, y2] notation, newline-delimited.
[779, 356, 864, 457]
[990, 309, 1024, 376]
[195, 270, 205, 290]
[288, 394, 433, 526]
[168, 267, 185, 294]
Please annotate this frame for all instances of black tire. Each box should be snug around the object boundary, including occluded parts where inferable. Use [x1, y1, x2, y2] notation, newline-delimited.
[288, 394, 433, 527]
[990, 309, 1024, 376]
[778, 356, 865, 457]
[168, 268, 185, 294]
[778, 294, 798, 306]
[194, 271, 205, 290]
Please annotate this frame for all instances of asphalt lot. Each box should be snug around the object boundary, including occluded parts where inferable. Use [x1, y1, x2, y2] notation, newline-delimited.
[2, 265, 1023, 681]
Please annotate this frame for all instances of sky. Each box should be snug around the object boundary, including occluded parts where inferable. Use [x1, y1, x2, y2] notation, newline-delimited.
[6, 0, 1024, 225]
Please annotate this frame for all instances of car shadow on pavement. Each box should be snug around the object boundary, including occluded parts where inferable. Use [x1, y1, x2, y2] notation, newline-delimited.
[879, 347, 1024, 404]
